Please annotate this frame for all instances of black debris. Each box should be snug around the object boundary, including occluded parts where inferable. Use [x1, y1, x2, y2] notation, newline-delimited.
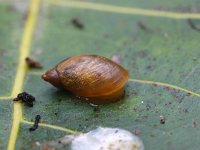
[13, 92, 35, 107]
[29, 115, 41, 132]
[133, 128, 141, 136]
[93, 106, 100, 112]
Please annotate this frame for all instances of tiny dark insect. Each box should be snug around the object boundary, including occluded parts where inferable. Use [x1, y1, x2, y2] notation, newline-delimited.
[71, 18, 84, 29]
[25, 57, 43, 69]
[13, 92, 35, 107]
[29, 115, 41, 132]
[42, 55, 129, 104]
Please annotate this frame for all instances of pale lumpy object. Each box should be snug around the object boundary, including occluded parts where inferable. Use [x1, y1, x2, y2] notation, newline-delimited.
[71, 127, 144, 150]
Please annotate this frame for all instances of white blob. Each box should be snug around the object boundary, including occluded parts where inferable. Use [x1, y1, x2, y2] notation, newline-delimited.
[71, 127, 144, 150]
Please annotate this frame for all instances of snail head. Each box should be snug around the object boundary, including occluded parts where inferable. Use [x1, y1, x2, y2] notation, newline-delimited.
[42, 68, 61, 88]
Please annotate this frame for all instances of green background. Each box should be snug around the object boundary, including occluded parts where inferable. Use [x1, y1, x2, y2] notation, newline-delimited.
[1, 0, 200, 149]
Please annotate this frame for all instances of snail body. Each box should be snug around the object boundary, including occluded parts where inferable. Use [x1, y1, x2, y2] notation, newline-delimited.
[42, 55, 129, 104]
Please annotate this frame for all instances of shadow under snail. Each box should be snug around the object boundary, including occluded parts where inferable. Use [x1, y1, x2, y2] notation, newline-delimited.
[42, 55, 129, 104]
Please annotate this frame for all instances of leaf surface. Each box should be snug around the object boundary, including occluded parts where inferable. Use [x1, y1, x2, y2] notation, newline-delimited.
[1, 0, 200, 150]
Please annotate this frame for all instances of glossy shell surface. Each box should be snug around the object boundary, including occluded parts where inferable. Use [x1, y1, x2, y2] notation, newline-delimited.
[43, 55, 129, 104]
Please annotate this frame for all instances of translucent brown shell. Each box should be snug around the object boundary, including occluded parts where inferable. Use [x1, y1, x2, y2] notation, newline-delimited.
[42, 55, 129, 104]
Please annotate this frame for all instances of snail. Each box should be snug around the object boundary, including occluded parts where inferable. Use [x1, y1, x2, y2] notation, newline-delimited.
[42, 55, 129, 104]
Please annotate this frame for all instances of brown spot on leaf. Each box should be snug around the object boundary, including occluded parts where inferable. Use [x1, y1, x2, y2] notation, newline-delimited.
[25, 57, 43, 69]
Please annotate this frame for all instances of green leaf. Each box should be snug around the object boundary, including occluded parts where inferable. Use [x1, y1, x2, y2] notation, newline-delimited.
[1, 0, 200, 149]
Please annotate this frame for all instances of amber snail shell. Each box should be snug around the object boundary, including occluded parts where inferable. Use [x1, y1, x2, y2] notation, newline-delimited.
[42, 55, 129, 104]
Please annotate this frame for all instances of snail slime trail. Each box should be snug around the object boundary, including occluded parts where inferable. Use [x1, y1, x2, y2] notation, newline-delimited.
[42, 55, 129, 104]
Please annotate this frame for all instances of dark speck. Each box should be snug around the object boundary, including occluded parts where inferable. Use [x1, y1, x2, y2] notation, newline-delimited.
[153, 57, 157, 61]
[187, 18, 200, 31]
[29, 115, 41, 132]
[152, 83, 158, 87]
[90, 103, 100, 112]
[150, 134, 155, 137]
[192, 119, 197, 128]
[160, 115, 165, 124]
[25, 57, 43, 69]
[146, 65, 152, 69]
[182, 109, 188, 113]
[71, 18, 84, 29]
[133, 128, 141, 136]
[137, 21, 147, 30]
[146, 102, 151, 111]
